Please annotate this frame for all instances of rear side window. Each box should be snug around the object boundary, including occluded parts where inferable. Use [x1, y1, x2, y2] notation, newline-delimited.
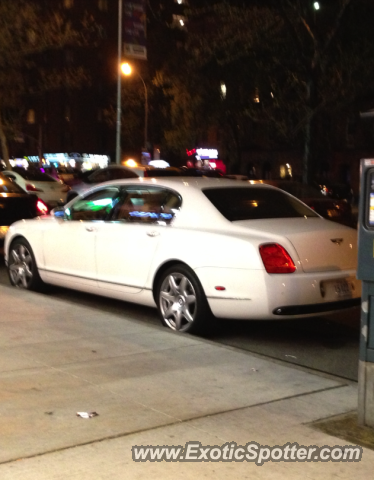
[0, 174, 26, 193]
[12, 167, 57, 182]
[111, 187, 181, 225]
[145, 168, 181, 177]
[203, 187, 318, 221]
[107, 168, 138, 180]
[88, 169, 110, 183]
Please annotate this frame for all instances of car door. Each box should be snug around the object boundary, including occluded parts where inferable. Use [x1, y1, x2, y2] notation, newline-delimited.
[95, 186, 181, 294]
[42, 187, 121, 287]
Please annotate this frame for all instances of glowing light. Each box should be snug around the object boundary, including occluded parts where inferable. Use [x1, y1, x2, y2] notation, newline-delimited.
[91, 198, 113, 207]
[0, 226, 10, 237]
[124, 159, 138, 167]
[0, 179, 3, 185]
[149, 160, 170, 168]
[314, 2, 320, 10]
[37, 200, 49, 215]
[196, 148, 218, 159]
[121, 62, 132, 75]
[179, 19, 184, 26]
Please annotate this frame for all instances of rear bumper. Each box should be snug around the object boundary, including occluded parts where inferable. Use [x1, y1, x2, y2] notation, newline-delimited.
[195, 266, 361, 320]
[272, 297, 361, 316]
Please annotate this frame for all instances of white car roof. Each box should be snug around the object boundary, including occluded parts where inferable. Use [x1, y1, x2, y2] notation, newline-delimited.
[92, 176, 275, 191]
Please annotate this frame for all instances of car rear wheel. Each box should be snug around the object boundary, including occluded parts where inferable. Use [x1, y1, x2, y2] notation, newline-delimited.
[8, 239, 44, 291]
[156, 264, 211, 334]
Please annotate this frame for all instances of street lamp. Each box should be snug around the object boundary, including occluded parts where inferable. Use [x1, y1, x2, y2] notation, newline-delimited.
[115, 0, 123, 164]
[121, 62, 148, 152]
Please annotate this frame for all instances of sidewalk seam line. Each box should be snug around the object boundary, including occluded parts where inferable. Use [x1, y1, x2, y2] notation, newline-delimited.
[0, 383, 350, 466]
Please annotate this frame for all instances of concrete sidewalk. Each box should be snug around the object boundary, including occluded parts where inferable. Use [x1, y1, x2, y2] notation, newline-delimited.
[0, 283, 372, 479]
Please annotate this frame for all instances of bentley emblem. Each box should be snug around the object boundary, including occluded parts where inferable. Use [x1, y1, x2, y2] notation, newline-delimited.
[330, 238, 343, 245]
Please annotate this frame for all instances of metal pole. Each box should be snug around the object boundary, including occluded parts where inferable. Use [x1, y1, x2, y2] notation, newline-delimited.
[139, 75, 148, 150]
[115, 0, 123, 164]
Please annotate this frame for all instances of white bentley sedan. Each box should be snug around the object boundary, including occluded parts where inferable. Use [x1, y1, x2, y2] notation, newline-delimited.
[4, 177, 361, 334]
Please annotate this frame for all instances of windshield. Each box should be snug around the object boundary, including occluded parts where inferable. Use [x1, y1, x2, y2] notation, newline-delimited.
[203, 186, 318, 221]
[0, 173, 27, 193]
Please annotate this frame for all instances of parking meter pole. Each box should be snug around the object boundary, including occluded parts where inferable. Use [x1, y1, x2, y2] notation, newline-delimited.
[357, 158, 374, 427]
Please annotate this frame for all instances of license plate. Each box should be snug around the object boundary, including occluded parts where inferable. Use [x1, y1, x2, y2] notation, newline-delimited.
[334, 280, 352, 298]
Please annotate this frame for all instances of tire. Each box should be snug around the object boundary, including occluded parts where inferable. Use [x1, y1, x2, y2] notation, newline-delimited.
[156, 264, 212, 334]
[7, 238, 44, 291]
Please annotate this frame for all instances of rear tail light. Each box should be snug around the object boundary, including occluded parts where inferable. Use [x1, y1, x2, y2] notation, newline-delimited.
[36, 199, 49, 215]
[259, 243, 296, 274]
[143, 170, 149, 177]
[26, 183, 44, 192]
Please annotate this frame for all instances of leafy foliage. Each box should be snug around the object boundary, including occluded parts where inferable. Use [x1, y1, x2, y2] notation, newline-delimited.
[0, 1, 101, 168]
[154, 0, 374, 178]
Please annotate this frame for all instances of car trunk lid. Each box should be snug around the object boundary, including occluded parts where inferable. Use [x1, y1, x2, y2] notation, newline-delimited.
[233, 217, 357, 273]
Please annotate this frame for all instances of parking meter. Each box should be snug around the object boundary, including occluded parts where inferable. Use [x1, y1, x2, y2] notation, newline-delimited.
[357, 158, 374, 427]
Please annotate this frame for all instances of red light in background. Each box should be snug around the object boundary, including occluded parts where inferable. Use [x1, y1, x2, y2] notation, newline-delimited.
[186, 148, 196, 157]
[36, 199, 49, 215]
[26, 183, 43, 192]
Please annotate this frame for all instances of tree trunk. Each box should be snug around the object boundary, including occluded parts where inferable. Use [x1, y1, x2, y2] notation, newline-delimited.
[0, 109, 11, 170]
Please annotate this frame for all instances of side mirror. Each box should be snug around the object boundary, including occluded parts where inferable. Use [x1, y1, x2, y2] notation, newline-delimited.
[51, 206, 65, 218]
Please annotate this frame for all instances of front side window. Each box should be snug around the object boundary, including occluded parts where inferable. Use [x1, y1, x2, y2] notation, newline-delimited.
[203, 187, 318, 221]
[67, 188, 120, 221]
[111, 187, 181, 225]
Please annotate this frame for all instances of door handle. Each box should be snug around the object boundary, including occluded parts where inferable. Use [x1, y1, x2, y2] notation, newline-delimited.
[86, 226, 95, 232]
[147, 230, 160, 237]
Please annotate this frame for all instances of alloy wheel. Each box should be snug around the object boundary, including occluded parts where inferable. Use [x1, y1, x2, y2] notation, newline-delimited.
[159, 272, 197, 332]
[8, 243, 34, 289]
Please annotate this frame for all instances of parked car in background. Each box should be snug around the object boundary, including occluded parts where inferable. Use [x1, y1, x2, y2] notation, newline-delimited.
[314, 179, 355, 205]
[65, 164, 142, 202]
[253, 180, 356, 227]
[66, 164, 189, 202]
[1, 167, 70, 209]
[0, 172, 48, 243]
[5, 178, 360, 334]
[179, 166, 225, 177]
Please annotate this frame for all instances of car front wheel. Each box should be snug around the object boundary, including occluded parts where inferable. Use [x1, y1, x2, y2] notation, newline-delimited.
[156, 264, 211, 334]
[7, 239, 44, 291]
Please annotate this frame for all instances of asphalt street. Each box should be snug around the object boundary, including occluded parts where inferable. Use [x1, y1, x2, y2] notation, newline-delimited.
[0, 254, 360, 382]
